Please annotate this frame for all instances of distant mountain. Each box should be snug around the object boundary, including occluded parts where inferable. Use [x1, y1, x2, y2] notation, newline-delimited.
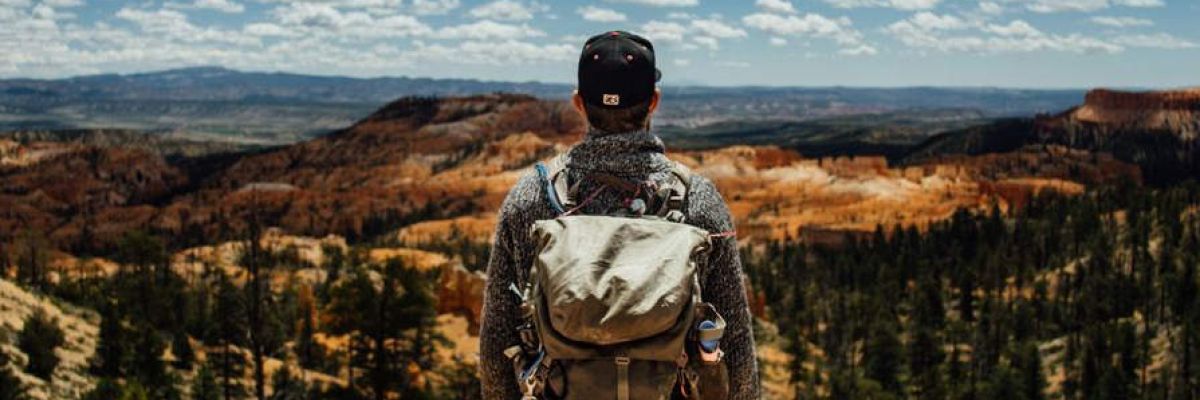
[0, 66, 571, 103]
[903, 88, 1200, 185]
[0, 67, 1086, 142]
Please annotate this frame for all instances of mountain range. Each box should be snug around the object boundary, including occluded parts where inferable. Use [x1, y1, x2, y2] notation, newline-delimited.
[1, 67, 1087, 144]
[7, 83, 1192, 255]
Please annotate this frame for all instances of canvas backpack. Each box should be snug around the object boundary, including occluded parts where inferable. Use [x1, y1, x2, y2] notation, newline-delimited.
[505, 155, 730, 400]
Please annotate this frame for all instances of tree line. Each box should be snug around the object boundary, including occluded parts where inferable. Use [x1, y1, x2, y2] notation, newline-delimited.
[2, 216, 481, 399]
[745, 181, 1200, 399]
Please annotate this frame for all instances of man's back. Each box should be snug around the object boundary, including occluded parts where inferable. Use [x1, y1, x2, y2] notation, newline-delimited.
[479, 129, 762, 399]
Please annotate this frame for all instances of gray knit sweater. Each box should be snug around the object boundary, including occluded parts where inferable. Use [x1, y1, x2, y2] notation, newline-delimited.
[479, 128, 761, 400]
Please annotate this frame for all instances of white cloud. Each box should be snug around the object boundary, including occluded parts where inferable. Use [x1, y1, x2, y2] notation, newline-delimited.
[755, 0, 796, 14]
[271, 3, 432, 37]
[638, 17, 745, 51]
[673, 58, 690, 66]
[906, 12, 969, 30]
[1090, 16, 1154, 27]
[244, 22, 299, 37]
[1024, 0, 1108, 13]
[690, 18, 747, 39]
[412, 0, 460, 15]
[640, 20, 688, 43]
[1020, 0, 1164, 13]
[605, 0, 698, 7]
[983, 20, 1040, 36]
[823, 0, 941, 10]
[577, 5, 626, 22]
[116, 7, 259, 45]
[413, 39, 575, 64]
[769, 36, 788, 46]
[693, 35, 719, 50]
[885, 13, 1123, 54]
[43, 0, 83, 6]
[978, 2, 1003, 15]
[191, 0, 245, 13]
[468, 0, 545, 21]
[743, 12, 867, 46]
[1114, 33, 1196, 49]
[1112, 0, 1164, 7]
[433, 20, 545, 39]
[839, 44, 878, 55]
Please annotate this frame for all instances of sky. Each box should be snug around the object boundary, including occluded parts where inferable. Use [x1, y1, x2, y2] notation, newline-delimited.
[0, 0, 1197, 88]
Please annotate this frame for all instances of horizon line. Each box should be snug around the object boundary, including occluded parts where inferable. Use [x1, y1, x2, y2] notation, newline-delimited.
[6, 65, 1192, 93]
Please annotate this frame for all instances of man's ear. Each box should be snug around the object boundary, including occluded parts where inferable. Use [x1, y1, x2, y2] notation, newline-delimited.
[647, 88, 661, 116]
[572, 90, 587, 119]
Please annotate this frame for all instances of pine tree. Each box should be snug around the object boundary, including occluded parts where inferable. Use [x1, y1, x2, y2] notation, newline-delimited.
[212, 273, 250, 400]
[172, 330, 195, 370]
[191, 365, 221, 400]
[18, 310, 64, 381]
[327, 260, 446, 400]
[864, 315, 902, 396]
[128, 325, 182, 399]
[92, 300, 130, 378]
[242, 193, 271, 400]
[13, 229, 49, 290]
[1016, 341, 1046, 400]
[268, 365, 310, 400]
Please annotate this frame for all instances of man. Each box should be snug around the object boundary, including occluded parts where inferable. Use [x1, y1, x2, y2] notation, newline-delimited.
[479, 31, 760, 399]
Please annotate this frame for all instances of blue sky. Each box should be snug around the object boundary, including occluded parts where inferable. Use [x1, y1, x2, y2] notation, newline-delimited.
[1, 0, 1196, 88]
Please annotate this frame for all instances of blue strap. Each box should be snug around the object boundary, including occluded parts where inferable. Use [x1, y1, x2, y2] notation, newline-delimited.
[535, 162, 565, 215]
[520, 349, 546, 381]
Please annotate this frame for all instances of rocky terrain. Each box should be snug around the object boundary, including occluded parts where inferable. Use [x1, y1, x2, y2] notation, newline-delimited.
[1, 92, 1148, 256]
[1, 87, 1190, 399]
[0, 278, 99, 399]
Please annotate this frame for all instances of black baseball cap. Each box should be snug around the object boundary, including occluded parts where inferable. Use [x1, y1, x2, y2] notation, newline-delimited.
[577, 31, 661, 110]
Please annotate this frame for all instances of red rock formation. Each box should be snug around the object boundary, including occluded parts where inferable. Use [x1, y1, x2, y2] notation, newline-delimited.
[437, 264, 487, 335]
[1084, 88, 1200, 111]
[1039, 87, 1200, 139]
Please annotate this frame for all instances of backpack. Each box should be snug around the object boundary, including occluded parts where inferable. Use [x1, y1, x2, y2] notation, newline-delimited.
[505, 155, 730, 400]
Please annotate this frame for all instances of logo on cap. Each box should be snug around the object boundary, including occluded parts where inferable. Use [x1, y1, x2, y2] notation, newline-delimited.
[602, 94, 621, 106]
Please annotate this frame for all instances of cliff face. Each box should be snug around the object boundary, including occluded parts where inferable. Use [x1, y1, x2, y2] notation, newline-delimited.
[905, 88, 1198, 186]
[1033, 88, 1200, 184]
[1060, 88, 1200, 139]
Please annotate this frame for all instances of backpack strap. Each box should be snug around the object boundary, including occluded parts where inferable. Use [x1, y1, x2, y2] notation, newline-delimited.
[539, 156, 692, 218]
[655, 160, 692, 219]
[535, 155, 573, 215]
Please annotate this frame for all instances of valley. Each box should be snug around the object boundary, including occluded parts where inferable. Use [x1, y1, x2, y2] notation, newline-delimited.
[1, 78, 1198, 399]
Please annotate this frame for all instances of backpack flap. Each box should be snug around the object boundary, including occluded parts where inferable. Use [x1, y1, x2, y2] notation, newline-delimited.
[530, 215, 710, 361]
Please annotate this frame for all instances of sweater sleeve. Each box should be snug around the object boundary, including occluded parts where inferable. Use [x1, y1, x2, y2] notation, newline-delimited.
[479, 173, 541, 400]
[687, 175, 762, 400]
